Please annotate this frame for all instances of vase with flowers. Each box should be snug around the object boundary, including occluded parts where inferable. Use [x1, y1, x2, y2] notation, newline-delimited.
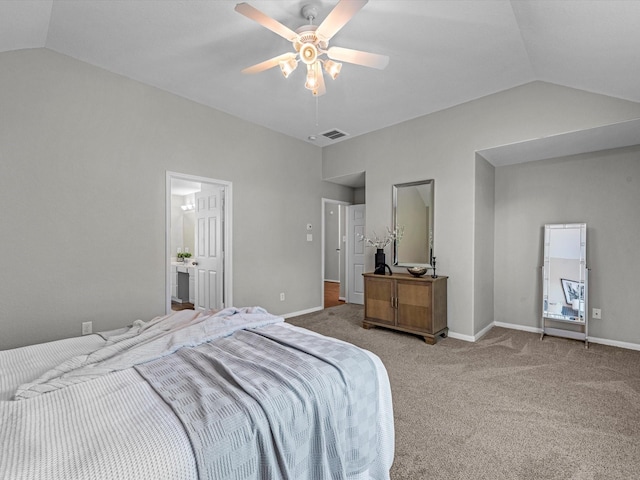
[358, 226, 404, 275]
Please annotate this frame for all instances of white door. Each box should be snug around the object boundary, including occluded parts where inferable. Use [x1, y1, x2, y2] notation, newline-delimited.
[346, 204, 366, 305]
[194, 184, 224, 311]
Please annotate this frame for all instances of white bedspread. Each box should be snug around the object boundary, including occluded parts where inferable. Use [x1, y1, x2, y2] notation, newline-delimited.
[14, 307, 282, 400]
[0, 334, 106, 401]
[0, 308, 394, 480]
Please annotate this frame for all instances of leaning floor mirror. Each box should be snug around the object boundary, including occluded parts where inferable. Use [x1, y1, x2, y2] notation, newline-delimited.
[392, 180, 434, 268]
[541, 223, 588, 347]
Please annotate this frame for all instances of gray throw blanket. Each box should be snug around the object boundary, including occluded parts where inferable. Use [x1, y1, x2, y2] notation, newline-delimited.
[135, 324, 379, 480]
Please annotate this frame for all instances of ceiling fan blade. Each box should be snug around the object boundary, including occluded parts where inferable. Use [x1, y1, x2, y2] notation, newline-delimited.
[235, 2, 299, 42]
[316, 0, 368, 42]
[241, 53, 296, 74]
[327, 46, 389, 70]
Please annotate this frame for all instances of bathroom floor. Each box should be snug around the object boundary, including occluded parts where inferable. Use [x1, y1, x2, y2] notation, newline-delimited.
[171, 301, 194, 311]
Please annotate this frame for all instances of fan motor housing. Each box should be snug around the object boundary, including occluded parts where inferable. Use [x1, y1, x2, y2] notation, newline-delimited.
[295, 25, 327, 52]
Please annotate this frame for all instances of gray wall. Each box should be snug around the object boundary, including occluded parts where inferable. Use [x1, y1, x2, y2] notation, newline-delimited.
[494, 145, 640, 344]
[322, 81, 640, 338]
[2, 49, 639, 349]
[474, 155, 495, 334]
[0, 49, 352, 349]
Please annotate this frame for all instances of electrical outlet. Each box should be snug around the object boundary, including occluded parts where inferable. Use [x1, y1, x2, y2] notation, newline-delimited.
[82, 321, 93, 335]
[592, 308, 602, 320]
[280, 292, 285, 301]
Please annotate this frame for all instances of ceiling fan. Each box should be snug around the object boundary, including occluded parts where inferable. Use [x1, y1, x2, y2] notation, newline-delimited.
[234, 0, 389, 96]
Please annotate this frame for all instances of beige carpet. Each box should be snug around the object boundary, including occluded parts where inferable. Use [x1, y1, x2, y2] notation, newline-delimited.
[286, 304, 640, 480]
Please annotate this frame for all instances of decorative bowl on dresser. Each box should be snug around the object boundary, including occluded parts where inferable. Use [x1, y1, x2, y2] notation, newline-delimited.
[406, 266, 428, 277]
[362, 272, 448, 344]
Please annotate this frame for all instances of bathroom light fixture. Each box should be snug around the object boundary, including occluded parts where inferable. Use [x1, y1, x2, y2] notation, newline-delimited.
[181, 203, 195, 211]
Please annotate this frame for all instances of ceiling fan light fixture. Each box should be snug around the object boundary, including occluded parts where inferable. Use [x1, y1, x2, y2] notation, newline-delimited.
[279, 57, 298, 78]
[323, 59, 342, 80]
[300, 42, 318, 65]
[305, 63, 318, 90]
[235, 1, 388, 97]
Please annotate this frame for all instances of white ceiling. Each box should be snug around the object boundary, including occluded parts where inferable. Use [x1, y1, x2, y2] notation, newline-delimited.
[2, 0, 640, 149]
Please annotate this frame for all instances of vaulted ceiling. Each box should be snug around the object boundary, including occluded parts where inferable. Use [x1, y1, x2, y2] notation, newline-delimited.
[2, 1, 640, 147]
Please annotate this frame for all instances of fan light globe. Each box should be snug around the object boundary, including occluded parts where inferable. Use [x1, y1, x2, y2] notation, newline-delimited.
[279, 57, 298, 78]
[305, 63, 317, 90]
[323, 59, 342, 80]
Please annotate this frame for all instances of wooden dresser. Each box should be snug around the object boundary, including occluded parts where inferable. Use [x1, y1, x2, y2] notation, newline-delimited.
[363, 272, 448, 344]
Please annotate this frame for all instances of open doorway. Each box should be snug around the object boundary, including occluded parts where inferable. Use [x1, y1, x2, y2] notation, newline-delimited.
[323, 199, 349, 308]
[321, 172, 366, 308]
[165, 172, 233, 314]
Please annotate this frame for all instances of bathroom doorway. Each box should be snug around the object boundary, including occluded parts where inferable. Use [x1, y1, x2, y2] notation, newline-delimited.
[322, 199, 350, 308]
[166, 172, 232, 314]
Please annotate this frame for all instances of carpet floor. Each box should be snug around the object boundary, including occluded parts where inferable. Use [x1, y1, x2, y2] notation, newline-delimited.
[286, 304, 640, 480]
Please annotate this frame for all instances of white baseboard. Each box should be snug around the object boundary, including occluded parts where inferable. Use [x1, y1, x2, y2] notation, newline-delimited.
[446, 331, 476, 342]
[281, 306, 323, 319]
[494, 321, 542, 334]
[448, 321, 494, 343]
[492, 320, 640, 351]
[587, 336, 640, 351]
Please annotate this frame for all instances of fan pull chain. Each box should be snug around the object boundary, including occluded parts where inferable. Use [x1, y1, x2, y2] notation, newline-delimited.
[315, 95, 319, 127]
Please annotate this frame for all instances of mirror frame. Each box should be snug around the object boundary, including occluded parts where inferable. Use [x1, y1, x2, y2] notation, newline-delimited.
[392, 179, 435, 268]
[542, 223, 587, 323]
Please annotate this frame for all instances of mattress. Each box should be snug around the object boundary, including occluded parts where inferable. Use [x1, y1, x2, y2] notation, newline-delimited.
[0, 307, 394, 480]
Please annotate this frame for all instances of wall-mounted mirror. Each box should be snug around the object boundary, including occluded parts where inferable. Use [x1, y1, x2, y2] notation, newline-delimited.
[392, 180, 434, 267]
[541, 223, 588, 346]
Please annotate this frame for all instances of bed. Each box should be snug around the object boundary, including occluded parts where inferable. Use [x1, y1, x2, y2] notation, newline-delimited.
[0, 307, 394, 480]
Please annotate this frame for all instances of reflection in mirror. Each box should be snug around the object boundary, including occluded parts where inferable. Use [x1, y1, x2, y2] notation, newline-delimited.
[393, 180, 434, 267]
[541, 223, 588, 346]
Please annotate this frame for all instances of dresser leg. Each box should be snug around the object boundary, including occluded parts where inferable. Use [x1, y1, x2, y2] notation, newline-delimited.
[424, 328, 448, 344]
[362, 322, 373, 330]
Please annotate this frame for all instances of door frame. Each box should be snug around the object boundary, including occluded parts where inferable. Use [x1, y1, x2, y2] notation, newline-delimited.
[321, 198, 351, 308]
[165, 171, 233, 314]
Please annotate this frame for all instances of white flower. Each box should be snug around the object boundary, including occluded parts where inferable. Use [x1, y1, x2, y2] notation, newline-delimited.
[358, 226, 404, 249]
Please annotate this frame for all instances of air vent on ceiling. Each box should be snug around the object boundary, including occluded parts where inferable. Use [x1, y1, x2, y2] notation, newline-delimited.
[321, 129, 349, 141]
